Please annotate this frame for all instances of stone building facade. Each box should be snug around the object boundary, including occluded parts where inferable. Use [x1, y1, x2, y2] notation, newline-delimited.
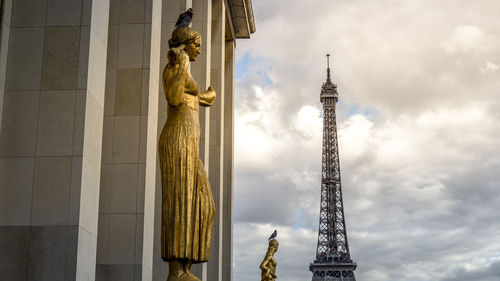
[0, 0, 255, 280]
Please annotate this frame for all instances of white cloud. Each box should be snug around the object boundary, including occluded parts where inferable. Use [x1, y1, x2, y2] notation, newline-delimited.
[293, 105, 322, 139]
[441, 25, 485, 54]
[481, 61, 499, 74]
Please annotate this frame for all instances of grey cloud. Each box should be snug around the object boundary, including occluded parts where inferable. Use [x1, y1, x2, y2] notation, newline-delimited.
[439, 260, 500, 281]
[233, 1, 500, 281]
[234, 171, 299, 225]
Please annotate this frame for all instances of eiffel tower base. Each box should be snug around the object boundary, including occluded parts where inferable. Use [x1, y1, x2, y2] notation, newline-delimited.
[310, 260, 357, 281]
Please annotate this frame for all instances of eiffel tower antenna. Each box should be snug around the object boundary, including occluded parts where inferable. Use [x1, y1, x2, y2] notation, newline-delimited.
[326, 54, 331, 82]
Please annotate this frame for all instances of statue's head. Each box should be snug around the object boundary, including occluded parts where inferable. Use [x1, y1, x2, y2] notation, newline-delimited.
[268, 239, 279, 253]
[168, 27, 201, 61]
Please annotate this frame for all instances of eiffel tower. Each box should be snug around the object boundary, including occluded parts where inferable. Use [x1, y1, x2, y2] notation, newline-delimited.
[310, 55, 357, 281]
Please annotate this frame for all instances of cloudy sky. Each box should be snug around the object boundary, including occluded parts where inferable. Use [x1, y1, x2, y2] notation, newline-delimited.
[231, 1, 500, 281]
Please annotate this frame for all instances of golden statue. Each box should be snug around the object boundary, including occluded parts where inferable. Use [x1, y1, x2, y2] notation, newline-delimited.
[260, 237, 279, 281]
[159, 24, 216, 281]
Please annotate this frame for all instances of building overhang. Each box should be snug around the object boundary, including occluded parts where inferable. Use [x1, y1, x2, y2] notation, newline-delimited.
[225, 0, 256, 39]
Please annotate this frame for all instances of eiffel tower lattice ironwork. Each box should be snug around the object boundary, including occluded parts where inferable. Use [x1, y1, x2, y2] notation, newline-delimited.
[310, 55, 357, 281]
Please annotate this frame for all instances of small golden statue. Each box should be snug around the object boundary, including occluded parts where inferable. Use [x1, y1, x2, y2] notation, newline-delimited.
[159, 10, 216, 281]
[260, 231, 279, 281]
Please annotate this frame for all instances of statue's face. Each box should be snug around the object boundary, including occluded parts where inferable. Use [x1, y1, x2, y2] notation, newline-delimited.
[269, 244, 278, 253]
[185, 37, 201, 61]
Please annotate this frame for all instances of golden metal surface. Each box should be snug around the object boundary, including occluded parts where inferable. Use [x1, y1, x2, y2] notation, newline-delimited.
[260, 239, 279, 281]
[159, 26, 216, 281]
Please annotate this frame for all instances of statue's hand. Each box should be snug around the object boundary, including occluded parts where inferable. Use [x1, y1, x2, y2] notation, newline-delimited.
[167, 45, 189, 66]
[199, 86, 216, 106]
[205, 86, 215, 93]
[178, 50, 189, 66]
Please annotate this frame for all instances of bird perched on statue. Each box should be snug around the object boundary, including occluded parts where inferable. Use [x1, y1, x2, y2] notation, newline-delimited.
[268, 230, 277, 241]
[175, 8, 194, 27]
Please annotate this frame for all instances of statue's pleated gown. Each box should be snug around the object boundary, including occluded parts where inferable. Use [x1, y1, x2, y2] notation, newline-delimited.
[158, 72, 215, 263]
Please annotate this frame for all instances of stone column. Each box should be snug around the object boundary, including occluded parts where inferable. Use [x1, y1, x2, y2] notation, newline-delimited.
[0, 0, 11, 128]
[207, 0, 225, 280]
[0, 0, 110, 280]
[94, 0, 152, 279]
[77, 0, 111, 279]
[142, 0, 163, 279]
[222, 39, 235, 281]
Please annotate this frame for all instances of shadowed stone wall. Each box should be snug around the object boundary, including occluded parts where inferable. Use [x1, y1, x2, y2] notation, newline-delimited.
[0, 0, 251, 280]
[0, 0, 109, 280]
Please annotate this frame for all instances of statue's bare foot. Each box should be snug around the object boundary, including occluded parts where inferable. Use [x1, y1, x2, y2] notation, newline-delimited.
[166, 274, 180, 281]
[185, 272, 200, 281]
[167, 260, 185, 281]
[167, 272, 193, 281]
[166, 272, 183, 281]
[172, 272, 199, 281]
[182, 261, 199, 281]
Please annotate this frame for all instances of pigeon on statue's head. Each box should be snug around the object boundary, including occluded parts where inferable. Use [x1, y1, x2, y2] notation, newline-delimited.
[268, 229, 277, 241]
[175, 8, 194, 28]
